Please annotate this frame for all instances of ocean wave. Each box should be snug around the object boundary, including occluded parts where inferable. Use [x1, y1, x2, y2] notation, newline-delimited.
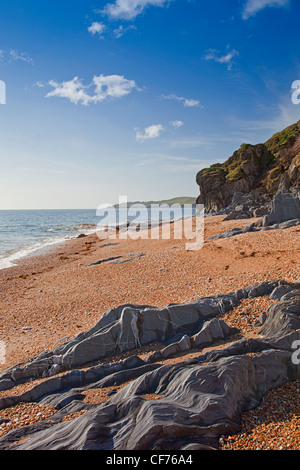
[45, 223, 96, 233]
[0, 235, 68, 270]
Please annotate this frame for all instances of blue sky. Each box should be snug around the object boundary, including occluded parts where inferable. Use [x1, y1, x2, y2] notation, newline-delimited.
[0, 0, 300, 209]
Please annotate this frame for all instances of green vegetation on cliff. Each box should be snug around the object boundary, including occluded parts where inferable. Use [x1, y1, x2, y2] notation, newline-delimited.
[200, 143, 272, 184]
[263, 122, 300, 191]
[198, 120, 300, 190]
[265, 122, 300, 157]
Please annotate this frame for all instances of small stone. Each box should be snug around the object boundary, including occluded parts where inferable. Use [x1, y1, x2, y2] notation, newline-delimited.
[258, 313, 266, 325]
[56, 336, 70, 343]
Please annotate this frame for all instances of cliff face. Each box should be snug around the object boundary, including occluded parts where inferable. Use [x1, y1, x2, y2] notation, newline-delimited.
[196, 120, 300, 212]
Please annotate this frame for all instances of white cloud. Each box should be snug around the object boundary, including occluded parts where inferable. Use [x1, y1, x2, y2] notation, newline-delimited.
[162, 94, 202, 108]
[204, 48, 239, 70]
[47, 77, 91, 105]
[170, 120, 184, 128]
[135, 124, 165, 142]
[113, 24, 137, 38]
[46, 74, 138, 105]
[93, 74, 138, 98]
[33, 81, 46, 88]
[242, 0, 290, 20]
[88, 22, 107, 37]
[102, 0, 172, 20]
[183, 98, 201, 108]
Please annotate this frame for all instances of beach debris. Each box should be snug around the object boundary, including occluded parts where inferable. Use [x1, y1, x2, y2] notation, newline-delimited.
[89, 253, 146, 266]
[111, 253, 146, 264]
[56, 336, 70, 343]
[88, 256, 123, 266]
[99, 243, 119, 248]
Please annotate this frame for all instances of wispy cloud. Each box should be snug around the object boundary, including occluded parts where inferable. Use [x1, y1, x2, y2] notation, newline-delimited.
[226, 103, 300, 139]
[204, 48, 239, 70]
[169, 120, 184, 128]
[0, 48, 34, 65]
[9, 49, 34, 64]
[46, 74, 139, 105]
[88, 22, 107, 37]
[101, 0, 172, 21]
[33, 81, 46, 88]
[242, 0, 290, 20]
[135, 153, 210, 173]
[87, 22, 137, 40]
[170, 135, 216, 149]
[113, 24, 137, 38]
[162, 94, 202, 108]
[169, 131, 255, 150]
[89, 0, 171, 40]
[135, 124, 165, 142]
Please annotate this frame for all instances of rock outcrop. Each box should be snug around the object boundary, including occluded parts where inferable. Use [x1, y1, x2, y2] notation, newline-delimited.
[207, 186, 300, 240]
[0, 281, 283, 391]
[262, 187, 300, 226]
[196, 120, 300, 214]
[0, 280, 299, 450]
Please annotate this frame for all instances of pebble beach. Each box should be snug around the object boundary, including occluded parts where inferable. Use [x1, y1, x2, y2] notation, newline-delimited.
[0, 214, 299, 449]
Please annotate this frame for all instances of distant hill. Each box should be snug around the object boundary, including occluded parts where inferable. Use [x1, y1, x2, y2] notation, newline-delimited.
[115, 197, 196, 208]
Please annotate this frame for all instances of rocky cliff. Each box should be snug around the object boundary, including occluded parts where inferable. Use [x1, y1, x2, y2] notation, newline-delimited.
[196, 120, 300, 213]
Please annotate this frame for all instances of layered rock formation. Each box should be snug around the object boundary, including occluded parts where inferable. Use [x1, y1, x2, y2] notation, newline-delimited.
[0, 280, 299, 450]
[262, 187, 300, 226]
[209, 187, 300, 239]
[196, 120, 300, 214]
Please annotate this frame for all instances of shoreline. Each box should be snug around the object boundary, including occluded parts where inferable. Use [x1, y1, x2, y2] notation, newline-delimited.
[0, 225, 98, 271]
[0, 211, 192, 271]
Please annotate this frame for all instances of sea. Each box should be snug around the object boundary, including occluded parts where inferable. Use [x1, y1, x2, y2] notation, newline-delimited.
[0, 205, 195, 270]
